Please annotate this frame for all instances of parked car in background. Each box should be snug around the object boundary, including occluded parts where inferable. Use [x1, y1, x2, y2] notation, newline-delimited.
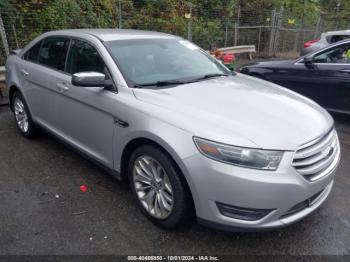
[239, 39, 350, 115]
[301, 30, 350, 56]
[6, 29, 339, 231]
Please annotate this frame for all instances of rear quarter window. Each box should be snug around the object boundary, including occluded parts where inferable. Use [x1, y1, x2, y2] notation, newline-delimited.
[328, 35, 350, 43]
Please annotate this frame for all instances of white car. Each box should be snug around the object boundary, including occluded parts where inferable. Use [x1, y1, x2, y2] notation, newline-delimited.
[301, 30, 350, 56]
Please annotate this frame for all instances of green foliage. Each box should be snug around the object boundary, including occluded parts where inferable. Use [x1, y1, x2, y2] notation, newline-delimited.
[37, 0, 81, 30]
[1, 0, 350, 52]
[193, 18, 224, 49]
[36, 0, 116, 29]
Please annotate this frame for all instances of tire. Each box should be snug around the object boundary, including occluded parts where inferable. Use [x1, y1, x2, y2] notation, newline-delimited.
[12, 91, 38, 138]
[128, 145, 193, 228]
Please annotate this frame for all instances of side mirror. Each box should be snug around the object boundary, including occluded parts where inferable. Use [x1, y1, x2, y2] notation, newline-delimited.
[72, 72, 112, 88]
[304, 55, 315, 68]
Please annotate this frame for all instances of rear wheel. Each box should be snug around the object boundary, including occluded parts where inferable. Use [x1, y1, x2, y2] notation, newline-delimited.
[12, 92, 38, 138]
[128, 145, 193, 228]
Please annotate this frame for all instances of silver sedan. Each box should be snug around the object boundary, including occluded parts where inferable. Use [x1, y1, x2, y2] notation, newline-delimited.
[5, 29, 340, 231]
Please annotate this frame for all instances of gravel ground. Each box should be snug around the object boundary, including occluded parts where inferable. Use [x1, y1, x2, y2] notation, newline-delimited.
[0, 105, 349, 255]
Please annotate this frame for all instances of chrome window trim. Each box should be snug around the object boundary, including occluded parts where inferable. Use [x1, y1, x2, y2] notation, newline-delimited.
[295, 40, 350, 66]
[295, 62, 350, 66]
[21, 35, 118, 93]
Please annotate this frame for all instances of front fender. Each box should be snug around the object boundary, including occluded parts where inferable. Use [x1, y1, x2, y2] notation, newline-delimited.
[114, 115, 201, 211]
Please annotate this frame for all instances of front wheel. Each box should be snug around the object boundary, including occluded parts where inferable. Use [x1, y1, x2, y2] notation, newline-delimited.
[128, 145, 193, 228]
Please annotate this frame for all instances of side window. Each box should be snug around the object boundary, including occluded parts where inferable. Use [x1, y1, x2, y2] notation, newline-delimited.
[314, 44, 350, 64]
[66, 40, 105, 75]
[23, 41, 42, 62]
[330, 35, 350, 43]
[37, 38, 70, 71]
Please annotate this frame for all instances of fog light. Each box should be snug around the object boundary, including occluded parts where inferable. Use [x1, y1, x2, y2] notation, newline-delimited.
[217, 202, 273, 221]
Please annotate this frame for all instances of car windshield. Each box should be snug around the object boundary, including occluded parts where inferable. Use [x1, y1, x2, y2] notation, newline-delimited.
[104, 38, 230, 87]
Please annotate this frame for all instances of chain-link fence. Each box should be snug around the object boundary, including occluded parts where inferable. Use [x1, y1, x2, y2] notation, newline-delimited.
[1, 0, 350, 65]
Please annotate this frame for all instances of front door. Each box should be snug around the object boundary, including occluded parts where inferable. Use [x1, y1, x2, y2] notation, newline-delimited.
[309, 43, 350, 112]
[53, 39, 116, 168]
[270, 43, 350, 112]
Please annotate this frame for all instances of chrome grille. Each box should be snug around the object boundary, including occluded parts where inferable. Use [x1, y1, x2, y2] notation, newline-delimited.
[292, 129, 340, 181]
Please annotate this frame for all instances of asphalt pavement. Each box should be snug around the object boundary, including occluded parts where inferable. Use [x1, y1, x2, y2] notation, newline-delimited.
[0, 105, 349, 255]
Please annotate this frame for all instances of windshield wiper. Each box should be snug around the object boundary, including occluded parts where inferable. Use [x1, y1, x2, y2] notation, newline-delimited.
[133, 73, 230, 88]
[202, 73, 230, 78]
[134, 80, 186, 88]
[187, 73, 229, 83]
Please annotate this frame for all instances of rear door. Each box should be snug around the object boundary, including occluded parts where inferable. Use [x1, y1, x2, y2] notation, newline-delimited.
[21, 37, 70, 129]
[53, 38, 117, 168]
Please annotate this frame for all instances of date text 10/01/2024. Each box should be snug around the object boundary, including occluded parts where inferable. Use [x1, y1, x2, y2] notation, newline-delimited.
[127, 256, 220, 261]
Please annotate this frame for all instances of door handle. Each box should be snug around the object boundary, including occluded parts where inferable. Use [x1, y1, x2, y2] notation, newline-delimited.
[56, 82, 69, 92]
[20, 69, 29, 77]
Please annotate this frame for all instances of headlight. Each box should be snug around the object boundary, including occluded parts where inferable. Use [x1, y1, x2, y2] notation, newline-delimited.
[194, 137, 283, 170]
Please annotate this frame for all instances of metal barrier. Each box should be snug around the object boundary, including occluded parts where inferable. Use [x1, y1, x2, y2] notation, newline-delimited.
[218, 45, 256, 60]
[0, 66, 7, 106]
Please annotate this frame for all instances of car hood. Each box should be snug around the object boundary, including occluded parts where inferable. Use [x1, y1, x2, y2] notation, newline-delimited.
[133, 74, 334, 150]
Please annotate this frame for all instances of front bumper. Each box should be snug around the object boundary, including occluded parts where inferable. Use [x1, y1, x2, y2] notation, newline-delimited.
[182, 151, 338, 231]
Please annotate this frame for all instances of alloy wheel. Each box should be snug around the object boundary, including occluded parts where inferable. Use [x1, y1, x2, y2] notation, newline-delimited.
[133, 155, 174, 219]
[14, 97, 29, 133]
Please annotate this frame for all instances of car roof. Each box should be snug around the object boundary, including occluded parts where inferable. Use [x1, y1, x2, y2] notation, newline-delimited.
[50, 28, 181, 42]
[323, 29, 350, 36]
